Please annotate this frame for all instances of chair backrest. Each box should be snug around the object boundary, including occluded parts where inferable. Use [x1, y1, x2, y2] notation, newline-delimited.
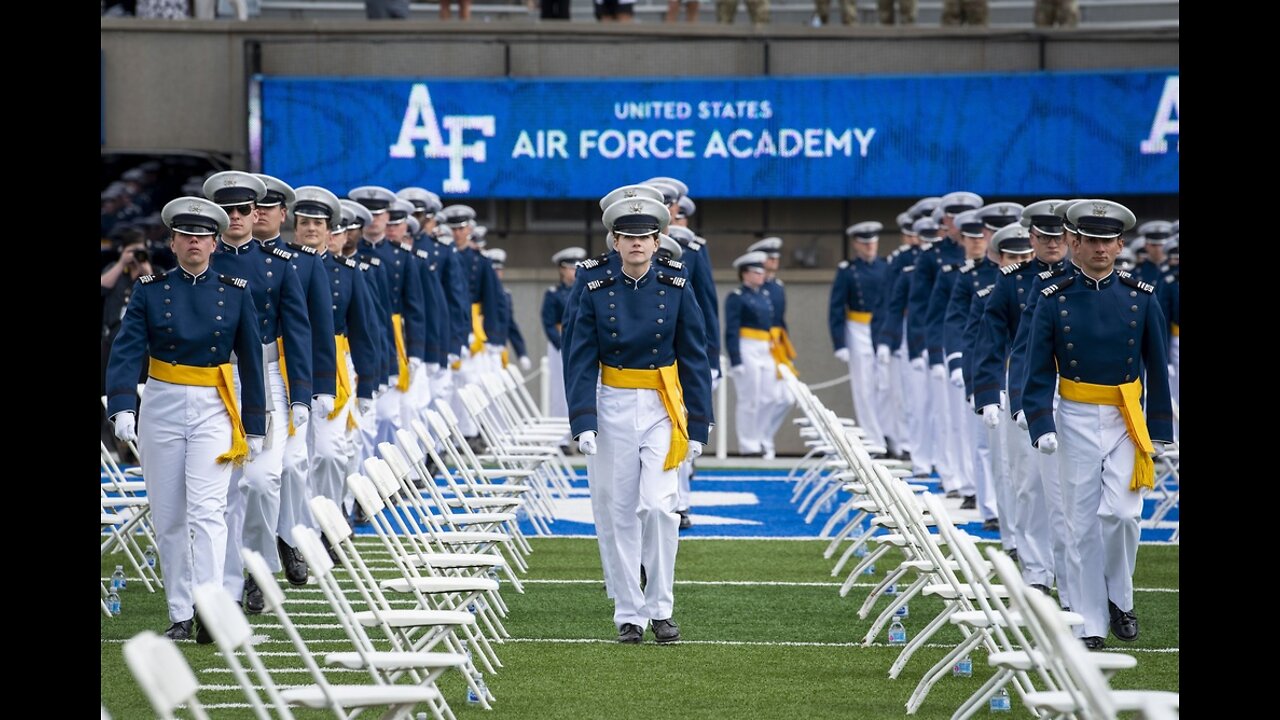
[395, 428, 427, 465]
[346, 469, 388, 518]
[123, 631, 210, 720]
[1021, 590, 1120, 718]
[378, 442, 415, 484]
[192, 582, 293, 720]
[364, 456, 403, 502]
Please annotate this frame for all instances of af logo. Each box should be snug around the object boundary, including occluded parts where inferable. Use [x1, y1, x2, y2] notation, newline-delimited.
[389, 84, 496, 195]
[1140, 75, 1178, 155]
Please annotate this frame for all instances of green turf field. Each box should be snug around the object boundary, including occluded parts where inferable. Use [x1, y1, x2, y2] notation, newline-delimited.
[101, 537, 1178, 718]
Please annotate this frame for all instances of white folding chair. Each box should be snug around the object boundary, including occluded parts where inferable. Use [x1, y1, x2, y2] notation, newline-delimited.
[122, 630, 212, 720]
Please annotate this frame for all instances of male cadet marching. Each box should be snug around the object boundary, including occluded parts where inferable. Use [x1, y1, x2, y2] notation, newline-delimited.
[442, 204, 506, 441]
[1131, 220, 1174, 287]
[350, 186, 427, 446]
[908, 192, 980, 494]
[926, 202, 983, 504]
[1023, 200, 1173, 650]
[830, 221, 889, 453]
[869, 213, 914, 459]
[202, 172, 313, 614]
[562, 184, 666, 607]
[746, 237, 796, 459]
[253, 174, 338, 586]
[973, 200, 1071, 594]
[483, 248, 534, 371]
[294, 187, 380, 549]
[400, 187, 457, 406]
[726, 250, 783, 457]
[945, 202, 1023, 537]
[106, 197, 265, 642]
[385, 197, 439, 426]
[543, 247, 588, 451]
[566, 193, 710, 644]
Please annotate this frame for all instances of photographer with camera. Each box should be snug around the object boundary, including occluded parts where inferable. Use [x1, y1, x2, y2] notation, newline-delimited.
[101, 227, 156, 454]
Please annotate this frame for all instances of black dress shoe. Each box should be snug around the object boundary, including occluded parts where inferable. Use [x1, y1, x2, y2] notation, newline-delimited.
[243, 576, 265, 615]
[639, 565, 647, 591]
[982, 518, 1000, 532]
[194, 607, 214, 645]
[1082, 636, 1105, 650]
[1007, 548, 1020, 566]
[352, 503, 370, 526]
[1109, 601, 1139, 641]
[945, 489, 961, 499]
[164, 619, 193, 641]
[617, 623, 644, 644]
[651, 618, 681, 644]
[1030, 584, 1053, 597]
[678, 510, 692, 530]
[321, 533, 341, 563]
[277, 536, 308, 587]
[960, 495, 977, 510]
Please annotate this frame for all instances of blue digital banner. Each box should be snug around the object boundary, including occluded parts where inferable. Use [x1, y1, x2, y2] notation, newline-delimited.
[259, 71, 1179, 199]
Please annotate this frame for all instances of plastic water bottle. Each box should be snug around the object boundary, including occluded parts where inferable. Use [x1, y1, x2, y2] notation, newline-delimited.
[887, 619, 907, 645]
[465, 649, 487, 705]
[107, 591, 121, 616]
[894, 603, 910, 619]
[885, 582, 898, 596]
[863, 562, 876, 575]
[854, 543, 868, 558]
[990, 687, 1011, 712]
[110, 565, 126, 591]
[487, 566, 500, 586]
[144, 545, 158, 570]
[953, 654, 973, 677]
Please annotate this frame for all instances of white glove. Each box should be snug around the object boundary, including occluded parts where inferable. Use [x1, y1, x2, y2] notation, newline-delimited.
[949, 367, 965, 388]
[357, 397, 374, 415]
[910, 356, 926, 372]
[710, 368, 721, 384]
[112, 412, 137, 444]
[876, 345, 892, 365]
[1153, 441, 1174, 457]
[930, 364, 946, 380]
[291, 403, 310, 428]
[486, 343, 504, 356]
[981, 404, 1001, 429]
[730, 364, 746, 380]
[833, 347, 851, 363]
[447, 353, 460, 364]
[577, 430, 597, 455]
[1036, 432, 1058, 455]
[685, 440, 703, 463]
[1014, 410, 1027, 430]
[312, 394, 335, 417]
[377, 382, 389, 395]
[518, 356, 532, 371]
[409, 357, 424, 374]
[247, 435, 264, 460]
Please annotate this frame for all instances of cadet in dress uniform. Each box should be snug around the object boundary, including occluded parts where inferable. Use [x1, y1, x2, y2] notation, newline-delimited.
[869, 214, 914, 458]
[831, 221, 890, 452]
[674, 195, 696, 228]
[1160, 239, 1179, 419]
[746, 237, 796, 458]
[1131, 220, 1174, 288]
[107, 197, 266, 642]
[666, 225, 721, 385]
[973, 200, 1071, 595]
[253, 174, 338, 586]
[658, 232, 699, 528]
[1023, 200, 1172, 650]
[400, 188, 457, 403]
[725, 251, 779, 457]
[566, 195, 711, 645]
[442, 204, 506, 438]
[543, 247, 587, 448]
[482, 248, 533, 371]
[202, 172, 313, 613]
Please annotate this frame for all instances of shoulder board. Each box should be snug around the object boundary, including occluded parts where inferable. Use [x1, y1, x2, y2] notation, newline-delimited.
[338, 256, 357, 269]
[958, 260, 976, 274]
[416, 249, 431, 260]
[587, 276, 617, 292]
[1040, 275, 1076, 297]
[367, 257, 381, 267]
[1164, 274, 1176, 284]
[940, 264, 956, 273]
[837, 260, 849, 269]
[578, 257, 603, 270]
[397, 242, 415, 253]
[732, 288, 742, 295]
[976, 285, 995, 299]
[219, 275, 248, 289]
[1118, 273, 1155, 294]
[1000, 260, 1029, 276]
[658, 274, 687, 289]
[358, 262, 370, 271]
[774, 278, 785, 286]
[689, 241, 704, 252]
[269, 246, 293, 260]
[1037, 269, 1057, 280]
[901, 265, 916, 273]
[137, 272, 166, 285]
[286, 242, 318, 256]
[656, 256, 684, 271]
[547, 285, 558, 293]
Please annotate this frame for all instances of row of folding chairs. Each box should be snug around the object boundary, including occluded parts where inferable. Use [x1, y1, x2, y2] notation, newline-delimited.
[101, 438, 162, 616]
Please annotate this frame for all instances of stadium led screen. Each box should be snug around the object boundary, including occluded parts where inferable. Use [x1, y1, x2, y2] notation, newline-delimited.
[258, 70, 1178, 199]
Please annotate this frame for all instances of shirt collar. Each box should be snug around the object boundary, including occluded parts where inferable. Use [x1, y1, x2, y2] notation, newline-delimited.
[177, 263, 211, 284]
[218, 239, 256, 255]
[1073, 263, 1116, 290]
[621, 265, 651, 288]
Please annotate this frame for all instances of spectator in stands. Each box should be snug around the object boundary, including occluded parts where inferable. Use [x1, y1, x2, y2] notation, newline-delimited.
[1035, 0, 1079, 26]
[717, 0, 768, 25]
[136, 0, 191, 18]
[813, 0, 857, 25]
[666, 0, 700, 22]
[942, 0, 987, 25]
[879, 0, 916, 24]
[365, 0, 410, 17]
[596, 0, 637, 22]
[542, 0, 572, 19]
[441, 0, 473, 20]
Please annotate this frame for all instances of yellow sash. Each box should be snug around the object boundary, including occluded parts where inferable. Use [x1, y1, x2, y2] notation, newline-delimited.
[1171, 323, 1180, 337]
[391, 313, 410, 392]
[276, 337, 296, 437]
[740, 327, 771, 342]
[470, 302, 488, 356]
[1058, 377, 1155, 492]
[333, 335, 358, 431]
[769, 327, 799, 379]
[600, 363, 689, 471]
[501, 348, 510, 369]
[845, 310, 873, 324]
[148, 358, 249, 465]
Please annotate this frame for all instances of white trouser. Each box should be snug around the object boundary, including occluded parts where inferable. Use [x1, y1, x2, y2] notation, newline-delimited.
[677, 461, 692, 512]
[402, 361, 432, 432]
[375, 378, 402, 449]
[596, 384, 680, 628]
[278, 401, 313, 545]
[941, 377, 974, 495]
[1168, 336, 1179, 440]
[969, 412, 999, 523]
[1056, 397, 1144, 638]
[903, 345, 931, 475]
[845, 320, 886, 448]
[586, 388, 620, 602]
[924, 371, 951, 485]
[733, 338, 775, 454]
[226, 359, 287, 597]
[311, 387, 358, 525]
[139, 378, 233, 623]
[986, 407, 1019, 550]
[1005, 399, 1054, 589]
[878, 349, 909, 455]
[548, 345, 570, 444]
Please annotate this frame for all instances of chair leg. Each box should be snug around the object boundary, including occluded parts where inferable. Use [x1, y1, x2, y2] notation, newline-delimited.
[905, 629, 986, 713]
[889, 603, 957, 679]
